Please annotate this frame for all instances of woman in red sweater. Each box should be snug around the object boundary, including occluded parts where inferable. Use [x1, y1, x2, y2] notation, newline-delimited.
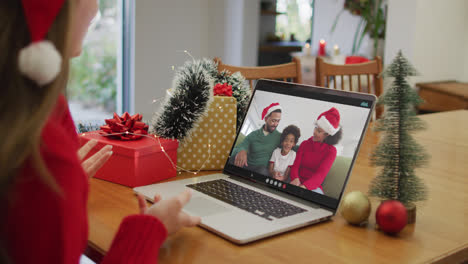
[0, 1, 200, 263]
[290, 108, 342, 194]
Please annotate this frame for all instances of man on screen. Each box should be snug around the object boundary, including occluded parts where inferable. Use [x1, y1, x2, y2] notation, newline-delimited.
[232, 103, 282, 175]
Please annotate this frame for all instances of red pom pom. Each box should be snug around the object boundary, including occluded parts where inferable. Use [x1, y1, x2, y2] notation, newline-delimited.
[376, 200, 407, 234]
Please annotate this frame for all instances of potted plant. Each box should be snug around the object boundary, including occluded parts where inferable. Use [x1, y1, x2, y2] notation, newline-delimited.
[331, 0, 386, 57]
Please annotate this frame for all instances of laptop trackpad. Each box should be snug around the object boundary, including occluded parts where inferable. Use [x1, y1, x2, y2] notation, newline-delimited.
[184, 197, 232, 217]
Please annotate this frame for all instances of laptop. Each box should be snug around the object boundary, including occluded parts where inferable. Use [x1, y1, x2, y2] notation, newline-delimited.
[134, 79, 376, 244]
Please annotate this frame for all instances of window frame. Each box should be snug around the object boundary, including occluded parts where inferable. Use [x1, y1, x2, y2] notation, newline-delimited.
[118, 0, 135, 114]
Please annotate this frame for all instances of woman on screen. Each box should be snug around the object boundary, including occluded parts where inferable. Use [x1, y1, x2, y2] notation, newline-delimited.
[290, 108, 342, 194]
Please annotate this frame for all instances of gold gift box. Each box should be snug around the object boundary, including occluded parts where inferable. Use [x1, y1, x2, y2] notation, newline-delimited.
[177, 96, 237, 170]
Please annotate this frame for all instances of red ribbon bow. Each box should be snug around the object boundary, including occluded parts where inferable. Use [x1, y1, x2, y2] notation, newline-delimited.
[100, 112, 149, 140]
[213, 83, 233, 96]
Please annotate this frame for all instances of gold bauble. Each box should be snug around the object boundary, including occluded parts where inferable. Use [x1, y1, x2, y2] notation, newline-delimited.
[340, 191, 371, 225]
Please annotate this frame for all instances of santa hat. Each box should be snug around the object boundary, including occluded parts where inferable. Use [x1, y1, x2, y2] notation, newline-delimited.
[18, 0, 65, 86]
[261, 103, 282, 120]
[316, 107, 341, 136]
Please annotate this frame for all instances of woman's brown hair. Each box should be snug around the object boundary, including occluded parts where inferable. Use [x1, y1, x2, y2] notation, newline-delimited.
[323, 128, 343, 146]
[1, 1, 73, 262]
[0, 0, 73, 197]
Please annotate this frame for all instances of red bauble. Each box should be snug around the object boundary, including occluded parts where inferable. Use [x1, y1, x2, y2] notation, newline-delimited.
[376, 200, 407, 234]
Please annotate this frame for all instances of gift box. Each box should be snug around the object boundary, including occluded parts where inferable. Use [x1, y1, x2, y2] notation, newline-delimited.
[79, 132, 178, 187]
[177, 96, 237, 170]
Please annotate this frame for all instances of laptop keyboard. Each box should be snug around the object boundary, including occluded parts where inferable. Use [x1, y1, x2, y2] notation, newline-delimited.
[186, 179, 307, 221]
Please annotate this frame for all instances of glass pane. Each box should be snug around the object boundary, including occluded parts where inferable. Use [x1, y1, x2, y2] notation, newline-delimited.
[68, 0, 120, 129]
[276, 0, 312, 42]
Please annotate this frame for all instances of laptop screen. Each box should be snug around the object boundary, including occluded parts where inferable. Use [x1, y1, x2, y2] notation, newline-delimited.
[223, 80, 376, 210]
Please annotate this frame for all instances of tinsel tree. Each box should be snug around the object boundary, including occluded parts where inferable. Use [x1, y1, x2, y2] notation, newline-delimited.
[151, 58, 250, 142]
[151, 59, 214, 140]
[368, 50, 429, 207]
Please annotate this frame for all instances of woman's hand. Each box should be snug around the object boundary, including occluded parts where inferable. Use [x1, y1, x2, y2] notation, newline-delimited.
[299, 184, 307, 189]
[137, 189, 201, 235]
[290, 178, 301, 186]
[78, 139, 113, 178]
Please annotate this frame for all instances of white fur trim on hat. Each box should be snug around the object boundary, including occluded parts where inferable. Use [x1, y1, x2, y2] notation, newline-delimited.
[262, 104, 282, 120]
[18, 40, 62, 86]
[316, 116, 340, 136]
[266, 105, 281, 117]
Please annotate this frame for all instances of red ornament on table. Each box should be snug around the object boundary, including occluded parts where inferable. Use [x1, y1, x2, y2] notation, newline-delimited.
[213, 82, 233, 96]
[376, 200, 408, 234]
[100, 112, 149, 140]
[318, 39, 326, 56]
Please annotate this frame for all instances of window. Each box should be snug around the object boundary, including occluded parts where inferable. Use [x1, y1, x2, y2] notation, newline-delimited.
[69, 0, 133, 127]
[276, 0, 313, 42]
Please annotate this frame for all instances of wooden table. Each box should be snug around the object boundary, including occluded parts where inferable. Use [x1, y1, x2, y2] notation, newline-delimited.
[87, 111, 468, 264]
[417, 81, 468, 112]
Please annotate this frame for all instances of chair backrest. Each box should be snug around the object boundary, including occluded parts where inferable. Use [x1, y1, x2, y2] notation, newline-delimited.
[214, 57, 302, 90]
[315, 56, 383, 118]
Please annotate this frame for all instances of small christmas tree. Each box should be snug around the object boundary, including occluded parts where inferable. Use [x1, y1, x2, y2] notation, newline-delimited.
[368, 50, 429, 207]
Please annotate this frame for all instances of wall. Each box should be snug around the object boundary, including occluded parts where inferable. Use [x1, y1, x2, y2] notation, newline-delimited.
[242, 0, 261, 66]
[134, 0, 259, 118]
[383, 0, 417, 66]
[385, 0, 468, 83]
[412, 0, 468, 83]
[134, 0, 210, 118]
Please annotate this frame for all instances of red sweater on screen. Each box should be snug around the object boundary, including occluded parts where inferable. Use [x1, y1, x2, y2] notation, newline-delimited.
[3, 95, 167, 264]
[290, 137, 337, 191]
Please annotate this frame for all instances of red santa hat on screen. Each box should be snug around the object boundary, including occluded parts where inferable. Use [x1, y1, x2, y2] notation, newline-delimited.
[261, 102, 282, 120]
[316, 107, 341, 136]
[18, 0, 65, 86]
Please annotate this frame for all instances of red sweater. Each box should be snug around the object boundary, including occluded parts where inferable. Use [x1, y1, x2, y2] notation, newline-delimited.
[4, 95, 167, 264]
[290, 137, 337, 191]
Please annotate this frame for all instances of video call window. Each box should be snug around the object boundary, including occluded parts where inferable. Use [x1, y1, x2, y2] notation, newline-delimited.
[230, 90, 370, 200]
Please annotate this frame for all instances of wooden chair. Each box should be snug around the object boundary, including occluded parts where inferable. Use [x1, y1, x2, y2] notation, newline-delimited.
[315, 56, 384, 118]
[214, 57, 302, 90]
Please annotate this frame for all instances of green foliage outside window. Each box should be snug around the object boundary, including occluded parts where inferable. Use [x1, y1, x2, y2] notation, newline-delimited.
[68, 41, 117, 111]
[68, 0, 117, 112]
[276, 0, 312, 42]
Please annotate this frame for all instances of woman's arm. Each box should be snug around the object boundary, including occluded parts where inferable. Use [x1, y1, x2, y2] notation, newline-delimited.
[281, 167, 291, 182]
[101, 215, 167, 264]
[268, 162, 275, 177]
[290, 142, 306, 181]
[302, 146, 337, 190]
[101, 190, 200, 264]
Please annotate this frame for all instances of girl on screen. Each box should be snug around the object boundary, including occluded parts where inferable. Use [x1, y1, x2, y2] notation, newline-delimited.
[268, 125, 301, 182]
[289, 108, 342, 194]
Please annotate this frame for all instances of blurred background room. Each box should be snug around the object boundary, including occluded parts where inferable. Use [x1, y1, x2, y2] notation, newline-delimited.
[70, 0, 468, 125]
